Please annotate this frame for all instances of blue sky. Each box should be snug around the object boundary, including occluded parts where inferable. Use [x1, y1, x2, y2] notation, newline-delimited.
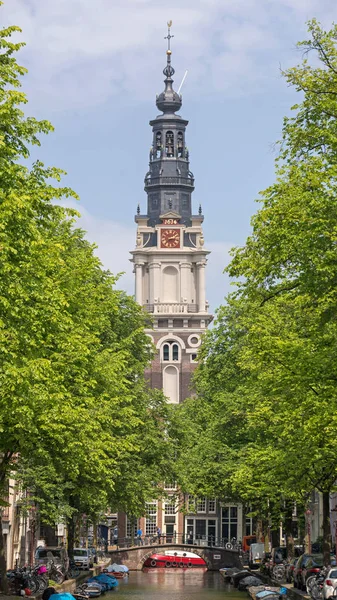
[3, 0, 336, 314]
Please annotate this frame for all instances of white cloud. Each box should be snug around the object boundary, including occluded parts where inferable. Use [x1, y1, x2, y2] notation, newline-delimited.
[2, 0, 334, 111]
[63, 201, 136, 294]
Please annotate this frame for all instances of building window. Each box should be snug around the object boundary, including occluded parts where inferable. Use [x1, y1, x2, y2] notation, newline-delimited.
[155, 132, 162, 158]
[208, 499, 216, 513]
[165, 131, 174, 157]
[163, 344, 170, 361]
[195, 519, 206, 540]
[145, 501, 157, 536]
[165, 500, 176, 515]
[177, 131, 184, 157]
[162, 341, 181, 362]
[164, 482, 177, 490]
[126, 516, 138, 538]
[245, 516, 253, 536]
[185, 517, 218, 545]
[222, 506, 238, 542]
[197, 497, 207, 513]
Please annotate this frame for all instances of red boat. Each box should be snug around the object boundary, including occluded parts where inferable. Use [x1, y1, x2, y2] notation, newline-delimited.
[143, 550, 206, 569]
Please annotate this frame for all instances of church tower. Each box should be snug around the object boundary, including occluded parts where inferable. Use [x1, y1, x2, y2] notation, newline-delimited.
[130, 24, 212, 404]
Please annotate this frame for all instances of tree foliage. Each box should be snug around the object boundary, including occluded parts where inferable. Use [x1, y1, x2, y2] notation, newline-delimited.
[173, 19, 337, 561]
[0, 8, 173, 578]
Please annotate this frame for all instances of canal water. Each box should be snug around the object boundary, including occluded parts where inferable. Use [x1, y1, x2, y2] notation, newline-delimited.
[112, 570, 246, 600]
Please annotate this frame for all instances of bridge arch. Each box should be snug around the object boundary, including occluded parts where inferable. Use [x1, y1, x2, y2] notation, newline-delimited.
[109, 543, 243, 572]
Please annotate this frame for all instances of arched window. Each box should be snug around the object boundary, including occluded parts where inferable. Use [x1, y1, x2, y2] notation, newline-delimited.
[163, 365, 179, 404]
[177, 131, 184, 158]
[155, 132, 162, 158]
[165, 131, 174, 157]
[161, 341, 181, 362]
[163, 344, 170, 361]
[172, 344, 179, 361]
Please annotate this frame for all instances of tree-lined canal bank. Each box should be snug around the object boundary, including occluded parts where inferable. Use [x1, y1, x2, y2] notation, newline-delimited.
[112, 570, 247, 600]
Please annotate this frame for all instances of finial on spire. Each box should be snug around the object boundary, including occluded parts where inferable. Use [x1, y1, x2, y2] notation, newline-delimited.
[165, 21, 174, 53]
[137, 203, 140, 215]
[163, 21, 175, 79]
[199, 204, 202, 215]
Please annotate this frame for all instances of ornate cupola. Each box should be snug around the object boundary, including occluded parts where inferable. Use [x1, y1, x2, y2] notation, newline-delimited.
[144, 22, 195, 229]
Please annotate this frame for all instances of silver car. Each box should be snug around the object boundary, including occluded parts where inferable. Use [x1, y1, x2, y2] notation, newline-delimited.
[323, 568, 337, 599]
[73, 548, 93, 570]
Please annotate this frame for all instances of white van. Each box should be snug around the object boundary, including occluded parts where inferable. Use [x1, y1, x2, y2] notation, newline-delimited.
[249, 542, 265, 569]
[73, 548, 93, 570]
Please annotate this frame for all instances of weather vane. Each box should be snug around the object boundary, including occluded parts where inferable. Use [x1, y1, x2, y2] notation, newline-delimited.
[165, 20, 173, 52]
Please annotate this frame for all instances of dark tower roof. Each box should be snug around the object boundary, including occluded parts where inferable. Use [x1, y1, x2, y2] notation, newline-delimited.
[139, 22, 200, 232]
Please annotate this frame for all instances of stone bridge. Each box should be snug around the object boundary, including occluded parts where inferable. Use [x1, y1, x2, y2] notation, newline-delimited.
[109, 543, 243, 571]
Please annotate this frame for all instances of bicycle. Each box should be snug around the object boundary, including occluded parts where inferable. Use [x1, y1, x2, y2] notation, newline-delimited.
[272, 563, 286, 582]
[47, 558, 65, 584]
[225, 538, 241, 551]
[306, 567, 328, 600]
[7, 567, 40, 595]
[67, 560, 80, 580]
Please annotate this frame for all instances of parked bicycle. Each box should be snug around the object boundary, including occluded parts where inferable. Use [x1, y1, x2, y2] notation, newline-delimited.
[47, 558, 65, 584]
[225, 538, 241, 551]
[67, 560, 80, 580]
[306, 566, 329, 600]
[6, 566, 42, 595]
[272, 563, 286, 582]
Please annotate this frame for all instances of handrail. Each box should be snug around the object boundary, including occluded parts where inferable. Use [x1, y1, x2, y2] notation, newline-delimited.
[145, 176, 194, 188]
[110, 533, 241, 551]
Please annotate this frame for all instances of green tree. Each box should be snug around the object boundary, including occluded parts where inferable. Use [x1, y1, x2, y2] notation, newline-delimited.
[0, 9, 174, 583]
[174, 19, 337, 563]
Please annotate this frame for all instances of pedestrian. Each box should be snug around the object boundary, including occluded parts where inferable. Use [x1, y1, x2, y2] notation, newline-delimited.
[137, 527, 143, 546]
[157, 526, 161, 544]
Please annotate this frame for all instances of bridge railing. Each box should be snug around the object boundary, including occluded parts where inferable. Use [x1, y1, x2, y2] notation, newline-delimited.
[111, 533, 241, 551]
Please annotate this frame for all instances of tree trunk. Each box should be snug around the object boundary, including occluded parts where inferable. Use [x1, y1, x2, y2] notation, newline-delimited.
[0, 518, 9, 593]
[322, 491, 331, 567]
[256, 519, 264, 542]
[67, 514, 75, 561]
[93, 520, 98, 549]
[284, 500, 295, 559]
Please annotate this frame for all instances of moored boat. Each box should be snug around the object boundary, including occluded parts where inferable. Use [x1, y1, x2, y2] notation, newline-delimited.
[143, 550, 206, 569]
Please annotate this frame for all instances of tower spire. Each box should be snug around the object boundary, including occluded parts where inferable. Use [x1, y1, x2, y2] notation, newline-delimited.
[156, 21, 182, 114]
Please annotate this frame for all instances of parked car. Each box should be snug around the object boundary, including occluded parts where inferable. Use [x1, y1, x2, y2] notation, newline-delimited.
[35, 546, 69, 573]
[294, 554, 323, 590]
[73, 548, 93, 570]
[285, 557, 299, 583]
[323, 567, 337, 599]
[249, 542, 265, 570]
[302, 554, 324, 588]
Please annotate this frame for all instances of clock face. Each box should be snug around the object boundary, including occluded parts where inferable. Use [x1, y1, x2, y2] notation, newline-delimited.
[161, 228, 180, 248]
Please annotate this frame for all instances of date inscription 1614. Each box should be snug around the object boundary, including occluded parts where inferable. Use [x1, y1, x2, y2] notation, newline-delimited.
[161, 228, 180, 248]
